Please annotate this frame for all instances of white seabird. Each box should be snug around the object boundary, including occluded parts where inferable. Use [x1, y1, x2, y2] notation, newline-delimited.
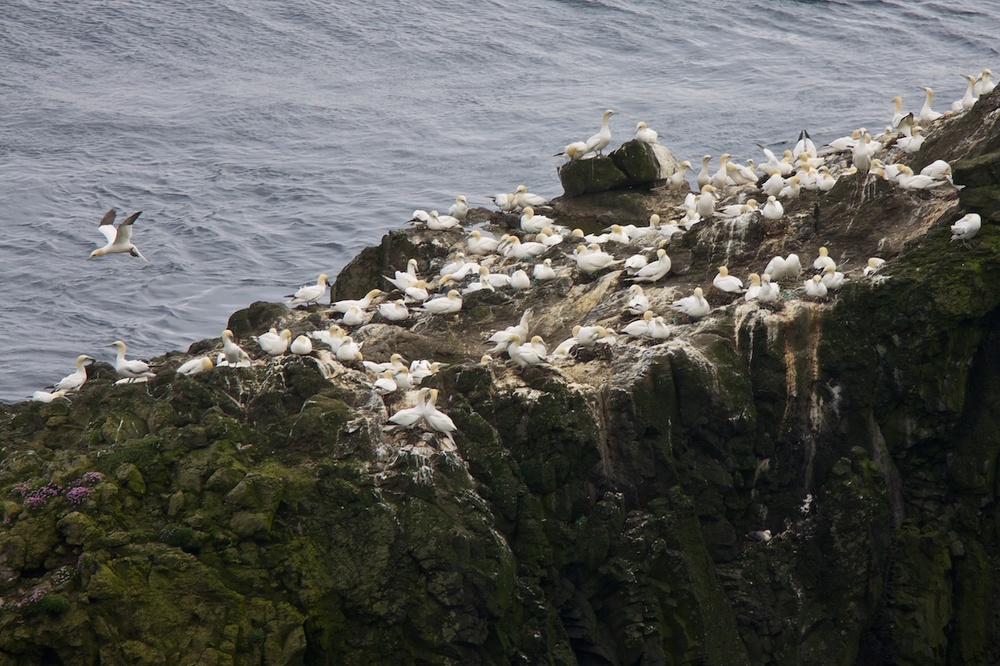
[713, 266, 744, 293]
[804, 274, 828, 298]
[950, 213, 982, 245]
[220, 330, 251, 368]
[448, 195, 469, 221]
[176, 357, 214, 376]
[467, 230, 500, 256]
[630, 249, 671, 283]
[863, 257, 886, 277]
[821, 264, 846, 290]
[813, 247, 835, 271]
[256, 328, 292, 356]
[574, 243, 622, 274]
[671, 287, 711, 319]
[89, 209, 147, 261]
[918, 86, 943, 122]
[513, 185, 547, 209]
[378, 299, 410, 321]
[761, 196, 784, 220]
[32, 389, 69, 403]
[556, 141, 590, 161]
[288, 274, 329, 305]
[418, 290, 463, 315]
[633, 121, 658, 143]
[290, 335, 313, 356]
[53, 354, 93, 392]
[109, 340, 157, 380]
[533, 258, 557, 281]
[583, 109, 616, 156]
[332, 289, 383, 314]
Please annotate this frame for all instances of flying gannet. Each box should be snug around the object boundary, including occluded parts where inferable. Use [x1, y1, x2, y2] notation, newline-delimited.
[90, 209, 146, 261]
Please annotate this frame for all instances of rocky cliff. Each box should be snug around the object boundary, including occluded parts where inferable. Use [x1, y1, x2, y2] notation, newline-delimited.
[1, 90, 999, 665]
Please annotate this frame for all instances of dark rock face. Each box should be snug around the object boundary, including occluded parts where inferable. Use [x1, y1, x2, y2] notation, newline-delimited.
[1, 90, 1000, 665]
[558, 140, 678, 196]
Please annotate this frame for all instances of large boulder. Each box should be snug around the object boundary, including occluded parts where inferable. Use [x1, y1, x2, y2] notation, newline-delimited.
[558, 140, 679, 196]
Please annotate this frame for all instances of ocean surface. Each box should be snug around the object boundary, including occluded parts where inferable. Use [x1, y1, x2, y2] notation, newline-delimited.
[0, 0, 996, 402]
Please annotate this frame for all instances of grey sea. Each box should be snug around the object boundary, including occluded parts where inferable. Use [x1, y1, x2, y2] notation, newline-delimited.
[0, 0, 997, 402]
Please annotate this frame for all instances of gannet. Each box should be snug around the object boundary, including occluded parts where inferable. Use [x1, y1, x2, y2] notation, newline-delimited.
[574, 243, 622, 273]
[758, 274, 780, 303]
[336, 336, 363, 362]
[426, 210, 461, 230]
[920, 160, 952, 182]
[388, 387, 430, 428]
[364, 353, 408, 375]
[813, 247, 835, 271]
[520, 207, 555, 233]
[804, 274, 828, 298]
[710, 153, 733, 189]
[384, 259, 420, 291]
[583, 109, 616, 156]
[696, 185, 717, 219]
[176, 356, 214, 376]
[89, 209, 147, 261]
[410, 359, 444, 383]
[342, 305, 369, 326]
[503, 236, 547, 260]
[493, 308, 533, 350]
[409, 209, 432, 225]
[671, 287, 711, 319]
[863, 257, 886, 276]
[761, 196, 784, 220]
[950, 213, 982, 245]
[467, 230, 500, 256]
[896, 126, 925, 154]
[256, 328, 292, 356]
[506, 333, 546, 369]
[630, 248, 671, 282]
[622, 310, 654, 337]
[378, 299, 410, 321]
[288, 334, 311, 355]
[745, 273, 762, 301]
[556, 141, 590, 161]
[536, 227, 564, 247]
[828, 129, 860, 152]
[510, 269, 531, 290]
[401, 280, 429, 303]
[288, 274, 329, 305]
[696, 155, 712, 190]
[647, 316, 671, 340]
[777, 176, 801, 199]
[514, 184, 547, 209]
[422, 389, 458, 439]
[821, 264, 846, 290]
[667, 161, 691, 190]
[109, 340, 156, 380]
[626, 284, 650, 314]
[310, 325, 346, 351]
[332, 289, 383, 313]
[761, 170, 784, 197]
[719, 199, 758, 218]
[713, 266, 743, 293]
[477, 265, 511, 289]
[975, 68, 995, 96]
[757, 145, 794, 176]
[890, 96, 905, 128]
[793, 129, 817, 159]
[575, 325, 614, 347]
[32, 389, 68, 403]
[764, 253, 802, 282]
[533, 258, 557, 281]
[448, 195, 469, 221]
[53, 355, 93, 392]
[817, 166, 837, 192]
[491, 192, 517, 212]
[624, 253, 647, 274]
[918, 87, 943, 122]
[897, 165, 948, 189]
[418, 290, 463, 314]
[633, 121, 658, 143]
[951, 74, 978, 112]
[220, 330, 251, 368]
[373, 370, 398, 396]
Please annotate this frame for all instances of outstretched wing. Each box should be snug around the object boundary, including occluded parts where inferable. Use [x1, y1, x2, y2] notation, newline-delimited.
[97, 208, 118, 244]
[114, 211, 142, 245]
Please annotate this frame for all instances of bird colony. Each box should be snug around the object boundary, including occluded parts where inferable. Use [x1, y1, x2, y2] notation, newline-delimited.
[39, 68, 994, 451]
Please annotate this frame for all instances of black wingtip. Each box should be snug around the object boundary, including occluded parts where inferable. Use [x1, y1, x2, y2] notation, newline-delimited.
[98, 208, 117, 226]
